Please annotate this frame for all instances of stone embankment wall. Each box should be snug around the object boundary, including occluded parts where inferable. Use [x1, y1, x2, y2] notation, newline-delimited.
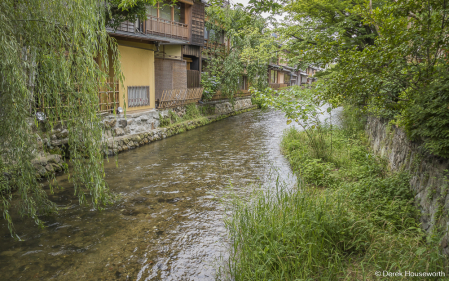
[103, 98, 256, 155]
[35, 97, 256, 177]
[366, 116, 449, 254]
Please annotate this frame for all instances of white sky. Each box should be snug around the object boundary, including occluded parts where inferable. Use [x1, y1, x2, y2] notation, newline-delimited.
[230, 0, 285, 26]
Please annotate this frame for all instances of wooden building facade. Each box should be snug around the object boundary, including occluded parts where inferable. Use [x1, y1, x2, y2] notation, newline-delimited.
[106, 0, 206, 112]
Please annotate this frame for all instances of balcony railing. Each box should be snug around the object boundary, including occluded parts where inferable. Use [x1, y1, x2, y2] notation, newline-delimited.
[202, 39, 226, 54]
[140, 16, 188, 40]
[115, 17, 188, 41]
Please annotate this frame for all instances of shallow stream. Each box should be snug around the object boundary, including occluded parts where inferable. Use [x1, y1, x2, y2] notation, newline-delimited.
[0, 109, 300, 280]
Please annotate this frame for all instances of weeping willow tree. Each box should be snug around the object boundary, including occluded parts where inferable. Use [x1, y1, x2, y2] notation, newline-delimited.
[0, 0, 123, 237]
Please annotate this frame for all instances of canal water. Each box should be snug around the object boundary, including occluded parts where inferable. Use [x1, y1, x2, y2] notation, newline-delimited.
[0, 109, 300, 280]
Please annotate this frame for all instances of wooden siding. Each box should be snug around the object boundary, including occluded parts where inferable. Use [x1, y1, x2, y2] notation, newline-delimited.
[182, 45, 201, 57]
[187, 70, 200, 88]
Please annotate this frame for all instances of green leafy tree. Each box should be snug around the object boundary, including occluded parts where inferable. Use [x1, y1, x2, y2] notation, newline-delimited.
[202, 2, 273, 102]
[251, 0, 449, 158]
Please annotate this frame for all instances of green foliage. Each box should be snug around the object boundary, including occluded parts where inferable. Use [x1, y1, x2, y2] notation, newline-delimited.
[0, 0, 122, 237]
[225, 108, 447, 280]
[200, 72, 219, 101]
[250, 0, 449, 158]
[202, 3, 271, 102]
[183, 103, 201, 119]
[106, 0, 166, 31]
[254, 86, 336, 161]
[399, 76, 449, 158]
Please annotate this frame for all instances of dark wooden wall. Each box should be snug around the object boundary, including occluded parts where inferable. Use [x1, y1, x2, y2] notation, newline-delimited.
[191, 0, 205, 46]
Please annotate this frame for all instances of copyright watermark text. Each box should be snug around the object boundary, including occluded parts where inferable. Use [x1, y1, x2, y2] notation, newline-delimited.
[375, 271, 446, 277]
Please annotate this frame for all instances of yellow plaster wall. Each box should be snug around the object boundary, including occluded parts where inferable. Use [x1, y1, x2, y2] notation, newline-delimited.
[164, 45, 182, 57]
[118, 45, 155, 111]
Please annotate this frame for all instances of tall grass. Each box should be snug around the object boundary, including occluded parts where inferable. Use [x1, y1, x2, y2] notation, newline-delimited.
[224, 106, 449, 280]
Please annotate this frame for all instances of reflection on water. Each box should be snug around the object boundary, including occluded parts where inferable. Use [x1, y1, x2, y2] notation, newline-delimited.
[0, 109, 300, 280]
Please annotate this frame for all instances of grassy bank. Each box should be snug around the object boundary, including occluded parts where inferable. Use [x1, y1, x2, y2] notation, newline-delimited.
[225, 108, 448, 280]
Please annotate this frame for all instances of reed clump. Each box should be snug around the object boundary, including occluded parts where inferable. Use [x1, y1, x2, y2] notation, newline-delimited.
[225, 107, 449, 280]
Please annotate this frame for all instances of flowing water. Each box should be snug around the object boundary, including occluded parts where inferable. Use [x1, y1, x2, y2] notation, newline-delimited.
[0, 109, 302, 280]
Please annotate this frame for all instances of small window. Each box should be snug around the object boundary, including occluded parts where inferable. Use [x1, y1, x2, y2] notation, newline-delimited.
[128, 86, 150, 107]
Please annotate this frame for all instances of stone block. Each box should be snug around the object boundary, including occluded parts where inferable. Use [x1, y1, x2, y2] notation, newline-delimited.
[118, 120, 127, 128]
[104, 119, 116, 129]
[131, 135, 141, 142]
[47, 155, 61, 164]
[45, 164, 54, 172]
[56, 129, 68, 139]
[114, 128, 125, 136]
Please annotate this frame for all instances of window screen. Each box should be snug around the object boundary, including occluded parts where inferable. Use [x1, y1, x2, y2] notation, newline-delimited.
[128, 86, 150, 108]
[147, 5, 158, 17]
[160, 3, 171, 21]
[173, 3, 182, 23]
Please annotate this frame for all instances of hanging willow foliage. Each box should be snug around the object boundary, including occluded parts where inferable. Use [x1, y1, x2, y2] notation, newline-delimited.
[0, 0, 122, 237]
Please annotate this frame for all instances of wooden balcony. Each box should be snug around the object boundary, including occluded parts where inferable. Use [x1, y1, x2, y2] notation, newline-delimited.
[116, 16, 188, 41]
[202, 39, 226, 54]
[141, 16, 188, 40]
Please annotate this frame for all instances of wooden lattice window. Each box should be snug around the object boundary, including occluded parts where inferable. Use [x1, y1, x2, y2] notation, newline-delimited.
[128, 86, 150, 107]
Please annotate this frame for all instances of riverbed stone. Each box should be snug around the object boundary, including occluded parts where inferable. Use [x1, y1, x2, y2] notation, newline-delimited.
[131, 135, 141, 142]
